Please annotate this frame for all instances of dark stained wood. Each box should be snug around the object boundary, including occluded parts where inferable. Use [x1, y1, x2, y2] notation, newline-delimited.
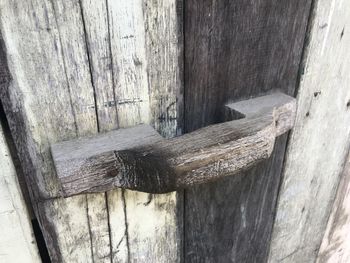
[184, 0, 312, 262]
[52, 93, 295, 196]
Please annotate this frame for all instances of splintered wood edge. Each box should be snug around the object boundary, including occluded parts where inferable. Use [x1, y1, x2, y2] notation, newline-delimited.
[52, 92, 296, 196]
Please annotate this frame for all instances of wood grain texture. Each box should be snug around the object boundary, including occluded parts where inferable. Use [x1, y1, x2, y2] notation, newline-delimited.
[1, 1, 95, 261]
[56, 118, 275, 195]
[107, 0, 150, 128]
[80, 0, 119, 132]
[0, 0, 77, 200]
[106, 1, 153, 260]
[0, 0, 183, 262]
[317, 156, 350, 263]
[52, 93, 296, 196]
[144, 0, 184, 138]
[51, 1, 112, 262]
[106, 1, 183, 261]
[269, 0, 350, 262]
[0, 122, 41, 263]
[184, 0, 312, 262]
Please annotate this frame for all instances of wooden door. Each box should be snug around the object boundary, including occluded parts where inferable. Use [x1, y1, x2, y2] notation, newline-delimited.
[0, 0, 182, 262]
[183, 1, 312, 262]
[0, 0, 322, 262]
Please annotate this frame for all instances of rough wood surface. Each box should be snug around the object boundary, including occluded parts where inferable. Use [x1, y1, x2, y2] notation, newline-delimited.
[317, 155, 350, 263]
[0, 1, 109, 261]
[269, 0, 350, 262]
[80, 0, 119, 133]
[52, 93, 296, 196]
[0, 122, 41, 263]
[55, 118, 275, 195]
[183, 0, 312, 262]
[0, 0, 182, 262]
[106, 0, 183, 262]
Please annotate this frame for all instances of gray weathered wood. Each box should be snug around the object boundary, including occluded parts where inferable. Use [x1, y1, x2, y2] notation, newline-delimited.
[106, 0, 183, 262]
[0, 1, 95, 261]
[269, 0, 350, 262]
[80, 0, 119, 133]
[183, 0, 312, 261]
[0, 121, 41, 263]
[0, 0, 183, 262]
[52, 92, 296, 196]
[316, 154, 350, 263]
[52, 1, 112, 261]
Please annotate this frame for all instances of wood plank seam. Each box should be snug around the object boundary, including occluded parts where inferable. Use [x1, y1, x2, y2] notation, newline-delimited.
[183, 0, 312, 260]
[78, 1, 116, 261]
[268, 0, 350, 261]
[0, 0, 182, 261]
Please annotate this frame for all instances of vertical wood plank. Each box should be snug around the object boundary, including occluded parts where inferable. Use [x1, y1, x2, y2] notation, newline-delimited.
[0, 1, 91, 261]
[0, 0, 109, 261]
[317, 156, 350, 263]
[86, 194, 111, 263]
[105, 2, 152, 258]
[107, 190, 129, 262]
[50, 0, 97, 135]
[79, 0, 118, 261]
[1, 0, 183, 262]
[79, 0, 127, 261]
[0, 0, 77, 199]
[80, 0, 118, 132]
[79, 0, 183, 260]
[40, 197, 93, 262]
[0, 122, 41, 263]
[107, 0, 150, 128]
[269, 0, 350, 261]
[145, 0, 184, 138]
[51, 1, 112, 262]
[106, 1, 150, 258]
[184, 0, 311, 262]
[106, 0, 183, 261]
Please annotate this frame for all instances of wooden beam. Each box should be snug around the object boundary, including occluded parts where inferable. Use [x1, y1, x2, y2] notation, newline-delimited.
[52, 92, 296, 196]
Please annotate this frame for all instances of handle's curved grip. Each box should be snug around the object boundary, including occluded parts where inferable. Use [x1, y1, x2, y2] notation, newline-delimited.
[51, 92, 296, 197]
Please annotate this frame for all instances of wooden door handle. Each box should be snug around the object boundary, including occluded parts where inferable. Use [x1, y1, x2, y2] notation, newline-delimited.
[51, 92, 296, 197]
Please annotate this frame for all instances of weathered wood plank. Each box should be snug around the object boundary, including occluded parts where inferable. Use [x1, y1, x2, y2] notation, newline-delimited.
[106, 0, 183, 261]
[184, 0, 312, 261]
[107, 0, 150, 127]
[52, 1, 113, 262]
[317, 155, 350, 263]
[0, 122, 41, 263]
[79, 1, 120, 261]
[269, 0, 350, 262]
[78, 0, 133, 261]
[145, 0, 184, 138]
[0, 0, 77, 199]
[52, 93, 296, 196]
[1, 0, 181, 261]
[80, 0, 118, 133]
[0, 0, 109, 261]
[51, 0, 98, 135]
